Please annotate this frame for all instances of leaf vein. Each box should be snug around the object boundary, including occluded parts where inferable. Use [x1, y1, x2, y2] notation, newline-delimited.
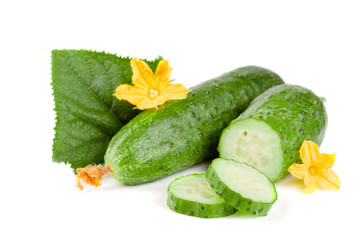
[59, 54, 123, 126]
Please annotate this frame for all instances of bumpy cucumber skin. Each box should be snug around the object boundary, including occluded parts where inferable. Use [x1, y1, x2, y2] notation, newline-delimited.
[206, 159, 277, 216]
[167, 174, 237, 218]
[226, 84, 327, 182]
[105, 66, 284, 185]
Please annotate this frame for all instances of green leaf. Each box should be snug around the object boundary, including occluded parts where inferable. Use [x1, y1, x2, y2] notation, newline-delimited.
[51, 49, 162, 171]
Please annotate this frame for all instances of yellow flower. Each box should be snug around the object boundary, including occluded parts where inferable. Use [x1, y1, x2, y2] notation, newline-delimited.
[114, 58, 189, 110]
[288, 140, 341, 194]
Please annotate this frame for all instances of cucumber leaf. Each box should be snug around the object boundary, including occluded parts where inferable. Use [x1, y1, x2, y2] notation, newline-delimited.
[51, 49, 162, 170]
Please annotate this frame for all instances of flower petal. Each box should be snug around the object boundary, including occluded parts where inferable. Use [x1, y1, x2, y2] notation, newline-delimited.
[320, 153, 336, 169]
[136, 97, 167, 110]
[160, 83, 189, 100]
[304, 185, 318, 194]
[288, 163, 309, 180]
[300, 140, 320, 166]
[130, 58, 155, 89]
[318, 169, 341, 191]
[114, 84, 148, 106]
[303, 175, 319, 194]
[154, 60, 172, 89]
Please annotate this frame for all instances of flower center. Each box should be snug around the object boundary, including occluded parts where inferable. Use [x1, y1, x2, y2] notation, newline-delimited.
[149, 89, 159, 99]
[309, 167, 317, 175]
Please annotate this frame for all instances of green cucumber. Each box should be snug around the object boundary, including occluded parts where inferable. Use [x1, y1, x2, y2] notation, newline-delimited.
[167, 174, 237, 218]
[105, 66, 284, 185]
[206, 158, 277, 216]
[218, 84, 327, 182]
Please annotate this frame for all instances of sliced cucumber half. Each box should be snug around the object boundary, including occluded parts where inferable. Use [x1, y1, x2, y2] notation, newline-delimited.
[218, 118, 283, 182]
[167, 174, 237, 218]
[206, 158, 277, 216]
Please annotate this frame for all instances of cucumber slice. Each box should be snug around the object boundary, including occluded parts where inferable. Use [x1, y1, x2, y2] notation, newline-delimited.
[167, 174, 237, 218]
[206, 158, 277, 216]
[218, 118, 283, 182]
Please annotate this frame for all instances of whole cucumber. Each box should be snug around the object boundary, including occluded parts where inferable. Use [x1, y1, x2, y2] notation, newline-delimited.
[105, 66, 284, 185]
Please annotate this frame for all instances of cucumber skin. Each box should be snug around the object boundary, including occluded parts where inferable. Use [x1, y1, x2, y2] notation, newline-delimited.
[167, 174, 237, 218]
[227, 84, 327, 181]
[105, 66, 284, 185]
[206, 159, 276, 216]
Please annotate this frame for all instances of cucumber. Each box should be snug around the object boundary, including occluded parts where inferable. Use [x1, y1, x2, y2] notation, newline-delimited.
[105, 66, 284, 185]
[206, 158, 277, 216]
[218, 84, 327, 182]
[167, 174, 237, 218]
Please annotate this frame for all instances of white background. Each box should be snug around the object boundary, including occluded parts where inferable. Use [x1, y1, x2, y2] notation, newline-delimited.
[1, 0, 359, 239]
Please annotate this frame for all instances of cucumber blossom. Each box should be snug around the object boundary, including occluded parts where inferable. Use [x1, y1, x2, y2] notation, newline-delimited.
[218, 84, 327, 182]
[105, 66, 284, 185]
